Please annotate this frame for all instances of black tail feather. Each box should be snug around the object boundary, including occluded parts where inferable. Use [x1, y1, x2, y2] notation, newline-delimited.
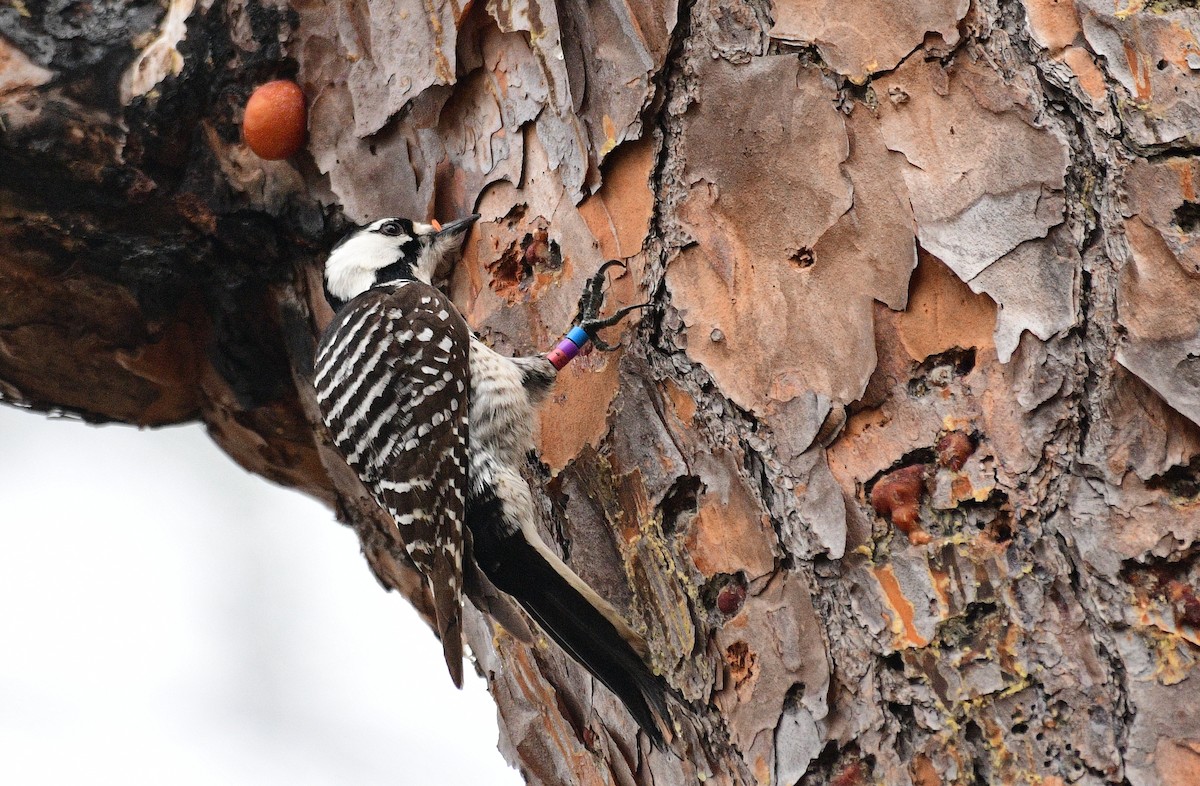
[469, 496, 669, 748]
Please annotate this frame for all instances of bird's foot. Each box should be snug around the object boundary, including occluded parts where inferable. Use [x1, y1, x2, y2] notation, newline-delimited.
[575, 260, 649, 351]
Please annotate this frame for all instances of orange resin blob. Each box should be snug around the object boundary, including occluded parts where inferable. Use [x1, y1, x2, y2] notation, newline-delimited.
[243, 80, 307, 160]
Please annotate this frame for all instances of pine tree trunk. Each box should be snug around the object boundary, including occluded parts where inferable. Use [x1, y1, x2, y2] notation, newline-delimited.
[4, 0, 1200, 783]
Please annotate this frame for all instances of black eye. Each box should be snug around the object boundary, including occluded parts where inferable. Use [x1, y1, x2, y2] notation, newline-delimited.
[380, 221, 402, 237]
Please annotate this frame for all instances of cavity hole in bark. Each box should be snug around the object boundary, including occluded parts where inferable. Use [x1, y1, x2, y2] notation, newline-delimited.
[488, 236, 535, 295]
[487, 229, 564, 299]
[546, 239, 563, 270]
[805, 741, 840, 778]
[865, 447, 937, 490]
[789, 247, 815, 269]
[961, 600, 998, 628]
[1145, 457, 1200, 499]
[1120, 548, 1200, 628]
[1174, 201, 1200, 233]
[907, 347, 977, 397]
[724, 641, 757, 688]
[989, 513, 1013, 543]
[936, 601, 999, 650]
[888, 702, 917, 759]
[659, 474, 703, 535]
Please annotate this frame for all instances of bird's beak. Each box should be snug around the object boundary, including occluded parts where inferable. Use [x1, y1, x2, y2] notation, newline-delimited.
[429, 213, 480, 281]
[435, 213, 480, 240]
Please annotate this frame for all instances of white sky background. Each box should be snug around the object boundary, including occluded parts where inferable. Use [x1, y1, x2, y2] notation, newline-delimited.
[0, 405, 522, 786]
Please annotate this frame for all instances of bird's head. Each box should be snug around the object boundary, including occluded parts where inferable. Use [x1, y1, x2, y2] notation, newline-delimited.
[323, 213, 479, 310]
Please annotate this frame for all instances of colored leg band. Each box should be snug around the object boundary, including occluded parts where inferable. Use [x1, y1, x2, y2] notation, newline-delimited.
[547, 328, 590, 370]
[565, 326, 590, 346]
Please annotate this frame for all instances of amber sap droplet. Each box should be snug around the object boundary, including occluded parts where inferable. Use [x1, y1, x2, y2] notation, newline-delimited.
[936, 430, 975, 471]
[871, 464, 931, 545]
[717, 583, 746, 615]
[243, 80, 307, 160]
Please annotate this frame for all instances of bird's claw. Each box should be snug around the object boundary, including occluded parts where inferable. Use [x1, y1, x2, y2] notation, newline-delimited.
[574, 260, 649, 351]
[581, 303, 651, 350]
[576, 259, 626, 322]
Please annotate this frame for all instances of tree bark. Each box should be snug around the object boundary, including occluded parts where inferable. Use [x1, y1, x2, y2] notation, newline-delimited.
[4, 0, 1200, 784]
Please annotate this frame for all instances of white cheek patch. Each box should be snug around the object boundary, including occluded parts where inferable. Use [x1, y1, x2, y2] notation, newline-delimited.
[326, 231, 405, 300]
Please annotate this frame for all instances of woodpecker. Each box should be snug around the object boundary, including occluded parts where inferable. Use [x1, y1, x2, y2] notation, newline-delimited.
[314, 214, 669, 747]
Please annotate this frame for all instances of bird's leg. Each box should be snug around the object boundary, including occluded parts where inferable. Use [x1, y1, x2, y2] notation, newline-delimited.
[575, 260, 650, 351]
[546, 261, 650, 369]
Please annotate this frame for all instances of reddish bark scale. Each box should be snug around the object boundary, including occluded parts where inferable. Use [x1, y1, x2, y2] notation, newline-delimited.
[871, 464, 930, 545]
[936, 430, 975, 471]
[243, 80, 307, 160]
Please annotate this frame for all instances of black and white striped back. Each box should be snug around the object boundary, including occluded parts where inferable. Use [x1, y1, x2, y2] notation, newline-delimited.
[313, 279, 471, 686]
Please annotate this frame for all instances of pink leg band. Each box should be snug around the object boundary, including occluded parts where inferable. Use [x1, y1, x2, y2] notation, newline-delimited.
[547, 336, 582, 370]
